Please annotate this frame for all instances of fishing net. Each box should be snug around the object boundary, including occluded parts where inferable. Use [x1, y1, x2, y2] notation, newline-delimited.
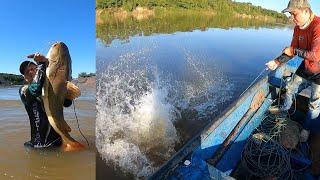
[259, 114, 300, 149]
[279, 119, 300, 149]
[241, 113, 301, 179]
[242, 132, 291, 178]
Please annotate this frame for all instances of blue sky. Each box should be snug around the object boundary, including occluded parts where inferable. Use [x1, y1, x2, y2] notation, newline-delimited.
[234, 0, 320, 15]
[0, 0, 95, 77]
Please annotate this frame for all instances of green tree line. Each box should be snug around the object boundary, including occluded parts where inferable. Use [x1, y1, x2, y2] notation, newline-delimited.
[97, 9, 286, 44]
[96, 0, 286, 20]
[0, 73, 24, 85]
[78, 72, 96, 78]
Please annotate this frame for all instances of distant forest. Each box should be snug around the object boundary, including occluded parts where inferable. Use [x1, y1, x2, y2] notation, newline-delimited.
[96, 0, 286, 20]
[0, 72, 96, 86]
[78, 72, 96, 78]
[0, 73, 24, 86]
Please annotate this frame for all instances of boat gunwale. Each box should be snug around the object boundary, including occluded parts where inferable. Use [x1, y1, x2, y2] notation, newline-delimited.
[149, 76, 270, 179]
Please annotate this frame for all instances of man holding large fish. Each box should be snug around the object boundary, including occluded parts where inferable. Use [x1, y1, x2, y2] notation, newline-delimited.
[19, 42, 85, 151]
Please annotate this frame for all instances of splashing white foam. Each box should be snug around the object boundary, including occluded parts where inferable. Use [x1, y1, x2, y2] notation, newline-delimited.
[96, 43, 234, 178]
[96, 49, 179, 178]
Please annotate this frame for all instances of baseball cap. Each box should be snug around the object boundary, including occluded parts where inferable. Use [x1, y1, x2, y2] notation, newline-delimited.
[19, 61, 36, 75]
[282, 0, 311, 13]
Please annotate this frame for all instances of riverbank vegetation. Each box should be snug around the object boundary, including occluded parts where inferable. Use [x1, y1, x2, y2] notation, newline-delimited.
[97, 8, 288, 44]
[0, 72, 96, 86]
[96, 0, 288, 44]
[96, 0, 287, 21]
[78, 72, 96, 78]
[0, 73, 24, 86]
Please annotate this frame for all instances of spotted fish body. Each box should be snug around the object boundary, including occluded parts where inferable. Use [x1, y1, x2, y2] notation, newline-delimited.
[43, 42, 84, 151]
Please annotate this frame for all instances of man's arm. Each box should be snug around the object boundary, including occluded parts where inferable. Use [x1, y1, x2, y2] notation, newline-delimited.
[26, 62, 47, 98]
[266, 28, 297, 70]
[276, 27, 299, 64]
[293, 24, 320, 61]
[25, 53, 49, 98]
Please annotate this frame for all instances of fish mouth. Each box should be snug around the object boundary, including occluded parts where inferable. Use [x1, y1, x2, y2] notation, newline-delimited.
[46, 42, 64, 59]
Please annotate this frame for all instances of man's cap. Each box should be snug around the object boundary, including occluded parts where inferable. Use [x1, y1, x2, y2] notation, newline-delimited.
[282, 0, 311, 13]
[19, 61, 35, 75]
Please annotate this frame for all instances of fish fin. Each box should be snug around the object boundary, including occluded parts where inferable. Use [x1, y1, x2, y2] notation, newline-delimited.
[66, 81, 81, 100]
[62, 141, 85, 152]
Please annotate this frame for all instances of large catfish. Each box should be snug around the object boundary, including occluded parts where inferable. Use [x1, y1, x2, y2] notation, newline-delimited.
[43, 42, 85, 152]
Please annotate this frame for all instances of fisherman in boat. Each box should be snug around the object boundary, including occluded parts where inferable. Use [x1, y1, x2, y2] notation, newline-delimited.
[266, 0, 320, 142]
[19, 53, 72, 149]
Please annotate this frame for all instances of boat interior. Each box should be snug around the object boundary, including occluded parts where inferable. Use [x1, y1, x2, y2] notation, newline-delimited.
[150, 57, 320, 180]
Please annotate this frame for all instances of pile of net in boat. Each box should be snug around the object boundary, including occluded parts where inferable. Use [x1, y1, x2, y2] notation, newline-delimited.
[260, 114, 300, 149]
[241, 113, 301, 179]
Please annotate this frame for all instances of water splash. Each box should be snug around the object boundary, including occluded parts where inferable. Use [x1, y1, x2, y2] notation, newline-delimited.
[96, 41, 234, 178]
[96, 48, 179, 178]
[166, 47, 234, 121]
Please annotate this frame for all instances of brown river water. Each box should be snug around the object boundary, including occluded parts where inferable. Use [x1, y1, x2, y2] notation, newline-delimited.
[0, 87, 95, 180]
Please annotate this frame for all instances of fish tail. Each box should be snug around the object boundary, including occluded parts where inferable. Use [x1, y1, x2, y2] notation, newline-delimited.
[62, 140, 85, 152]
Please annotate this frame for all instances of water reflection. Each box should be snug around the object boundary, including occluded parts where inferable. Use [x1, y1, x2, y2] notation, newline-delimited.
[97, 9, 288, 44]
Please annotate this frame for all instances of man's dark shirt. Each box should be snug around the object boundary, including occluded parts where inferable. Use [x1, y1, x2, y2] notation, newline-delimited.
[19, 62, 62, 148]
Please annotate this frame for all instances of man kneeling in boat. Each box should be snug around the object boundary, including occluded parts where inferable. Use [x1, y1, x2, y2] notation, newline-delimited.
[19, 53, 72, 149]
[266, 0, 320, 142]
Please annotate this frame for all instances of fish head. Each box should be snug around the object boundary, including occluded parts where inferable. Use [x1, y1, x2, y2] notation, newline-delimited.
[46, 42, 72, 80]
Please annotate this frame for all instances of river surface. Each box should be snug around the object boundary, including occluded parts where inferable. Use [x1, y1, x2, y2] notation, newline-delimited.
[96, 11, 293, 179]
[0, 86, 95, 180]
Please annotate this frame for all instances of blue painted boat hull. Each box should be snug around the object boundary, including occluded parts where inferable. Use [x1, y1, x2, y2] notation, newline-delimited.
[149, 57, 316, 179]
